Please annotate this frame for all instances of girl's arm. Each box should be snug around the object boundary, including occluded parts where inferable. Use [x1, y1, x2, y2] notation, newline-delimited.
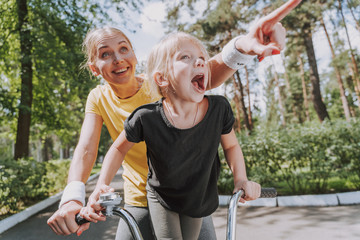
[221, 129, 261, 202]
[97, 130, 134, 186]
[79, 130, 134, 223]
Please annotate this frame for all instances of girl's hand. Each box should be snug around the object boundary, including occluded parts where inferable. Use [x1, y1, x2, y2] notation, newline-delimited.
[78, 184, 114, 223]
[234, 180, 261, 203]
[235, 0, 302, 61]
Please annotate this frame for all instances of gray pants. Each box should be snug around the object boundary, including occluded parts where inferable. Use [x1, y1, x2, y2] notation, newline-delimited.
[147, 186, 202, 240]
[115, 204, 216, 240]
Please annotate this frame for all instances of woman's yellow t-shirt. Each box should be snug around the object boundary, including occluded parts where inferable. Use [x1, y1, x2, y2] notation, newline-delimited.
[85, 80, 159, 207]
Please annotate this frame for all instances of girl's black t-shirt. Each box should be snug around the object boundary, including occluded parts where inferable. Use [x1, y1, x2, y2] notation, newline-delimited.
[124, 95, 235, 217]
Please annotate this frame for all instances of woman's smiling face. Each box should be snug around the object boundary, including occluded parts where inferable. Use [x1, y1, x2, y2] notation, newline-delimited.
[90, 33, 137, 86]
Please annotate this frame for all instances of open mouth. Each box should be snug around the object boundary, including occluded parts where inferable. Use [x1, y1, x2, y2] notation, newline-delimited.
[113, 67, 128, 75]
[191, 74, 206, 91]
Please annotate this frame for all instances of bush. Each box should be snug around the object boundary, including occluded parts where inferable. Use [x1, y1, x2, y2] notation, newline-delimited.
[217, 119, 360, 195]
[0, 158, 70, 216]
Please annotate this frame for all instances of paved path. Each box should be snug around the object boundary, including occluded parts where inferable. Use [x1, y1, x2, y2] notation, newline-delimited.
[213, 206, 360, 239]
[1, 172, 359, 240]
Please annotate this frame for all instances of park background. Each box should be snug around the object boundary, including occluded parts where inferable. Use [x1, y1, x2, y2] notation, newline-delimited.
[1, 0, 360, 219]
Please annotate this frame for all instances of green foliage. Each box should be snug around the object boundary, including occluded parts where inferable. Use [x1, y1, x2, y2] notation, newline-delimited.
[0, 158, 70, 215]
[218, 119, 360, 195]
[0, 0, 146, 159]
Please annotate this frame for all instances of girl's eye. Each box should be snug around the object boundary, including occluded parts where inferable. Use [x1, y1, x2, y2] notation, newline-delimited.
[120, 46, 128, 53]
[101, 52, 110, 58]
[199, 56, 205, 61]
[181, 55, 190, 60]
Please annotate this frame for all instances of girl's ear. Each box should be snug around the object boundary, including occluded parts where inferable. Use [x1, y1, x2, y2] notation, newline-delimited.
[89, 64, 100, 76]
[153, 72, 169, 87]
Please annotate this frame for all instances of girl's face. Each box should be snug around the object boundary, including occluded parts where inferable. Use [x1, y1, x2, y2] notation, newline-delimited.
[170, 40, 209, 102]
[90, 33, 137, 86]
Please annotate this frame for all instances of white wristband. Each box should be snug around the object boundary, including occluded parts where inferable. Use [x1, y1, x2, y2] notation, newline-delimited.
[59, 181, 86, 208]
[221, 37, 255, 69]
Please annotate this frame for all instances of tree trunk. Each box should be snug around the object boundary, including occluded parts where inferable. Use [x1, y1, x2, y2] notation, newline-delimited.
[42, 137, 53, 162]
[338, 0, 360, 100]
[321, 16, 351, 121]
[298, 55, 311, 122]
[348, 62, 360, 112]
[281, 53, 299, 122]
[271, 58, 286, 126]
[346, 0, 360, 32]
[15, 0, 33, 159]
[244, 66, 253, 130]
[234, 72, 251, 133]
[302, 22, 330, 122]
[231, 80, 242, 133]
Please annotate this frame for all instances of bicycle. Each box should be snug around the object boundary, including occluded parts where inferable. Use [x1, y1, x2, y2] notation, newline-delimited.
[76, 188, 277, 240]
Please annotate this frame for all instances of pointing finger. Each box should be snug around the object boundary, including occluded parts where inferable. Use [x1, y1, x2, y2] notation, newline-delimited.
[262, 0, 302, 32]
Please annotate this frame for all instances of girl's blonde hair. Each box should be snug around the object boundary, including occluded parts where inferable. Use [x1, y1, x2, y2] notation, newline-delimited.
[81, 27, 133, 72]
[146, 32, 211, 97]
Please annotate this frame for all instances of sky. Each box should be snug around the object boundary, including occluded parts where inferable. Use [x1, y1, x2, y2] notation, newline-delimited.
[114, 1, 167, 62]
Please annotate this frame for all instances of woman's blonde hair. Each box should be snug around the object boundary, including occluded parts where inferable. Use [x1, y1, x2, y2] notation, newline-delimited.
[81, 27, 133, 72]
[146, 32, 211, 97]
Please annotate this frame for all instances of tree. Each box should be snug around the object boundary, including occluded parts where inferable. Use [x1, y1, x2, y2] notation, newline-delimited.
[337, 0, 360, 111]
[14, 0, 33, 159]
[346, 0, 360, 32]
[234, 71, 252, 132]
[321, 14, 351, 121]
[1, 0, 144, 160]
[270, 57, 286, 126]
[280, 0, 330, 122]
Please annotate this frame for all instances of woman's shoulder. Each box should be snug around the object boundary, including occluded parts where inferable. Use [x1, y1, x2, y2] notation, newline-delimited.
[88, 84, 110, 95]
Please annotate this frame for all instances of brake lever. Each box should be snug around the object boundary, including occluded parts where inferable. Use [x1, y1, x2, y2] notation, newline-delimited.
[75, 192, 122, 225]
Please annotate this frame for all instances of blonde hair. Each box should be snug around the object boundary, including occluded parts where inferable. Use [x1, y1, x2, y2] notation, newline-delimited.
[146, 32, 211, 97]
[81, 27, 133, 72]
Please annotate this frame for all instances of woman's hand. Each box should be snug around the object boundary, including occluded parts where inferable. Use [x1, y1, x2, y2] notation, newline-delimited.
[47, 200, 84, 236]
[234, 180, 261, 203]
[235, 0, 302, 61]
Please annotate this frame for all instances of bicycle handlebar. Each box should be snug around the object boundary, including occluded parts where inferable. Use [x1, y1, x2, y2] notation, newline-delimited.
[227, 188, 277, 240]
[76, 188, 276, 240]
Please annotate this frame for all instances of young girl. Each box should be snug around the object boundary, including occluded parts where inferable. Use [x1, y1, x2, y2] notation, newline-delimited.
[83, 32, 261, 239]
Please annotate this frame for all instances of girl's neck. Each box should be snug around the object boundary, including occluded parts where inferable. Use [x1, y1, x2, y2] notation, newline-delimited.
[109, 76, 143, 99]
[163, 96, 207, 129]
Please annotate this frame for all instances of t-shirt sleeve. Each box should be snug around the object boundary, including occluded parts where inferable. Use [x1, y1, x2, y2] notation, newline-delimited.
[85, 89, 101, 115]
[221, 97, 235, 134]
[124, 109, 144, 143]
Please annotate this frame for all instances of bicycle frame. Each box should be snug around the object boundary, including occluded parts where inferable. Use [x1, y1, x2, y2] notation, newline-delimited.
[111, 207, 144, 240]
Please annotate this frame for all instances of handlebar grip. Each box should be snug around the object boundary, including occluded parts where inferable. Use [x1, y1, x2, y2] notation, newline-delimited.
[260, 187, 277, 198]
[75, 213, 90, 225]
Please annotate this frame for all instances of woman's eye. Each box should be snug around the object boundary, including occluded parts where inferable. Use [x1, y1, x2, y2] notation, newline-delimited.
[120, 46, 128, 53]
[181, 55, 190, 60]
